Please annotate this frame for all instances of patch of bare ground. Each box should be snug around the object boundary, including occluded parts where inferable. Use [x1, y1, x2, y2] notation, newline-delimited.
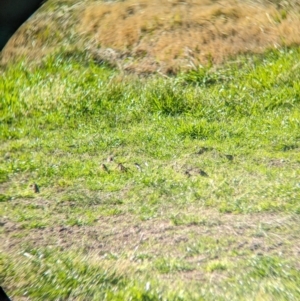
[1, 0, 300, 74]
[1, 207, 300, 270]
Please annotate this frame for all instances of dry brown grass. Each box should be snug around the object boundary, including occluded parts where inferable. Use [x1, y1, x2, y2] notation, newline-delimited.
[80, 0, 300, 73]
[1, 0, 300, 73]
[0, 0, 82, 65]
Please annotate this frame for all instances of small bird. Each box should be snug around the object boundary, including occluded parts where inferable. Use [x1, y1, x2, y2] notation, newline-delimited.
[31, 183, 40, 193]
[101, 163, 110, 173]
[107, 155, 114, 162]
[134, 163, 142, 172]
[196, 147, 210, 155]
[225, 154, 234, 161]
[184, 170, 192, 177]
[117, 163, 128, 173]
[199, 169, 209, 177]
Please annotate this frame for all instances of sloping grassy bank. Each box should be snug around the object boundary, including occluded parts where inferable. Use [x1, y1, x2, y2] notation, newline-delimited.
[0, 48, 300, 300]
[2, 0, 300, 74]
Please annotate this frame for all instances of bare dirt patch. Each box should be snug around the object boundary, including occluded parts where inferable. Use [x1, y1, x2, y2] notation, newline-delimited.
[2, 207, 299, 261]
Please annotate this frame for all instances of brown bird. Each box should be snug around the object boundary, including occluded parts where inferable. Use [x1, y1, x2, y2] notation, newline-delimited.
[134, 163, 142, 172]
[117, 163, 128, 173]
[225, 154, 234, 161]
[184, 170, 192, 177]
[196, 147, 210, 155]
[199, 169, 209, 177]
[101, 163, 110, 173]
[107, 155, 114, 162]
[31, 183, 40, 193]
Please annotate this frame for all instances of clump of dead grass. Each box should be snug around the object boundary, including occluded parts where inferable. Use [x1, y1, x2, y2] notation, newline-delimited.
[80, 0, 300, 73]
[1, 0, 300, 74]
[0, 0, 82, 66]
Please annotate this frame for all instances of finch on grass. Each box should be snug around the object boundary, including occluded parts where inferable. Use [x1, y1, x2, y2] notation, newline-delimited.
[117, 163, 128, 173]
[134, 163, 142, 171]
[31, 183, 40, 193]
[199, 169, 209, 177]
[184, 170, 192, 177]
[101, 163, 110, 173]
[107, 155, 114, 162]
[225, 154, 234, 161]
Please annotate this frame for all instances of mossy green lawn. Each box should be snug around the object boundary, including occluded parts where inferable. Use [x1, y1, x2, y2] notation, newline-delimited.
[1, 48, 300, 300]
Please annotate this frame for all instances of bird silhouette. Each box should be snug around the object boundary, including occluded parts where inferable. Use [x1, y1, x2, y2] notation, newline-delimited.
[225, 154, 234, 161]
[31, 183, 40, 193]
[199, 169, 209, 177]
[107, 155, 114, 162]
[134, 163, 142, 171]
[184, 170, 192, 177]
[101, 163, 110, 173]
[117, 163, 128, 172]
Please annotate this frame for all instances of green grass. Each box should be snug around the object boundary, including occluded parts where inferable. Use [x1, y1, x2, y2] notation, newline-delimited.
[1, 47, 300, 300]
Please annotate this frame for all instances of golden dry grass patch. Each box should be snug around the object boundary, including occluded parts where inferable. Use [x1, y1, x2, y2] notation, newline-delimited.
[0, 2, 80, 65]
[80, 0, 300, 73]
[1, 0, 300, 73]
